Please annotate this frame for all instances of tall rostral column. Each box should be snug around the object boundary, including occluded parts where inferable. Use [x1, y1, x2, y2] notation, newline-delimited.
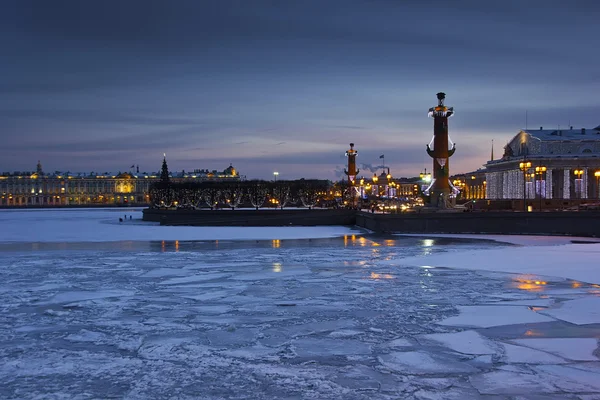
[426, 92, 456, 207]
[344, 143, 359, 185]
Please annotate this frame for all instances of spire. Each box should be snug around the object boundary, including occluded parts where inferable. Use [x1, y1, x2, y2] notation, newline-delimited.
[491, 139, 494, 161]
[36, 160, 43, 175]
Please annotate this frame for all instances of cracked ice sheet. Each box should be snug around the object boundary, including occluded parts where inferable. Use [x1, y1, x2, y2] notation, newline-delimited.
[539, 296, 600, 325]
[510, 338, 599, 361]
[437, 305, 555, 328]
[420, 330, 497, 355]
[378, 351, 479, 374]
[499, 343, 567, 364]
[3, 214, 600, 399]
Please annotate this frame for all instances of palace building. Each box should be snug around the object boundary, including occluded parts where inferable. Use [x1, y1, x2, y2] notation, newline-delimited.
[485, 125, 600, 204]
[0, 161, 240, 207]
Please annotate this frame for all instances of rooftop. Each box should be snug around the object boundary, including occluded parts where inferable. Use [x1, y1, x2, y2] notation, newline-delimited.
[524, 125, 600, 141]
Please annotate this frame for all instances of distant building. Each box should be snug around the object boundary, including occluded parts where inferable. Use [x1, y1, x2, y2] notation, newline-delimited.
[0, 162, 240, 207]
[451, 169, 487, 201]
[485, 126, 600, 203]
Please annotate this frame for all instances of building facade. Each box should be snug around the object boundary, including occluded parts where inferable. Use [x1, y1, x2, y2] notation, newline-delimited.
[485, 126, 600, 202]
[0, 163, 240, 207]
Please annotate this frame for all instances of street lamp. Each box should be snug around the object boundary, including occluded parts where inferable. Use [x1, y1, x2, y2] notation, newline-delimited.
[273, 171, 279, 182]
[386, 173, 392, 198]
[519, 161, 531, 212]
[574, 169, 584, 199]
[595, 171, 600, 199]
[535, 166, 547, 210]
[372, 173, 378, 197]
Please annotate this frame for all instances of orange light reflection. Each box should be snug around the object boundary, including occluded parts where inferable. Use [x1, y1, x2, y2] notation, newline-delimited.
[524, 329, 544, 337]
[512, 275, 548, 292]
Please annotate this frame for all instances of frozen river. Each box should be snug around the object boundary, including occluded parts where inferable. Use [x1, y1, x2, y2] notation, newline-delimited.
[1, 209, 599, 399]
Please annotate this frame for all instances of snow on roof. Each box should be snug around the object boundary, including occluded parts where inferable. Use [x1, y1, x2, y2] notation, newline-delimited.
[524, 126, 600, 141]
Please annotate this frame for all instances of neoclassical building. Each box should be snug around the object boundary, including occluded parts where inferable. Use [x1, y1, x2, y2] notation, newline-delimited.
[0, 161, 240, 207]
[485, 126, 600, 202]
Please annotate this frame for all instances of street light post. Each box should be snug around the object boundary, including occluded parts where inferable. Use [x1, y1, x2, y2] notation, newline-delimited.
[519, 161, 531, 212]
[535, 165, 546, 211]
[595, 171, 600, 199]
[573, 169, 584, 199]
[273, 171, 279, 182]
[386, 173, 392, 198]
[372, 173, 378, 197]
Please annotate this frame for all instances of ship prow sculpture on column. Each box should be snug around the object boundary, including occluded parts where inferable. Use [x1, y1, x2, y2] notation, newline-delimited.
[344, 142, 360, 206]
[344, 143, 359, 184]
[425, 92, 459, 209]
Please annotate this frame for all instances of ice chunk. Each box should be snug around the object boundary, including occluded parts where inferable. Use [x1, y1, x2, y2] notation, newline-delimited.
[533, 364, 600, 392]
[499, 342, 567, 364]
[438, 305, 555, 328]
[292, 338, 371, 357]
[378, 351, 478, 374]
[540, 296, 600, 325]
[510, 338, 599, 361]
[469, 370, 559, 395]
[421, 330, 497, 355]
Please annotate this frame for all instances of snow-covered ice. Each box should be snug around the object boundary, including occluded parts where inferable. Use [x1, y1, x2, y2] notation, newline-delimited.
[1, 208, 600, 399]
[0, 208, 358, 242]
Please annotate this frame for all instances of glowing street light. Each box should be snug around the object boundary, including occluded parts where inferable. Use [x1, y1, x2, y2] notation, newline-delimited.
[535, 166, 547, 210]
[595, 171, 600, 199]
[273, 171, 279, 181]
[574, 169, 584, 199]
[519, 161, 532, 212]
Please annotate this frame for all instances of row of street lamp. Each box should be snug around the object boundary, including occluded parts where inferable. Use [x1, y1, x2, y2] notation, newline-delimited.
[520, 162, 600, 211]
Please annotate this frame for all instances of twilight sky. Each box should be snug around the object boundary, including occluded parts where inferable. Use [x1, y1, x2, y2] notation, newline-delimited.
[1, 0, 599, 180]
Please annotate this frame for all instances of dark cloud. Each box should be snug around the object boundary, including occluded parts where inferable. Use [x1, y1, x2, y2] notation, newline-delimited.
[1, 0, 598, 178]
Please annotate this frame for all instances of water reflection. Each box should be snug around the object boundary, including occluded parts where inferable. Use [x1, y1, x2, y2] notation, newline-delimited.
[511, 275, 548, 292]
[524, 329, 545, 337]
[272, 262, 282, 273]
[370, 272, 394, 280]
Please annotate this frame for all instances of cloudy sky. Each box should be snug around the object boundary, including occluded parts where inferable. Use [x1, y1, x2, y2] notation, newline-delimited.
[1, 0, 599, 179]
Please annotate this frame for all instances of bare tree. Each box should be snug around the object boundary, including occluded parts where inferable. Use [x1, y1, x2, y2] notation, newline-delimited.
[149, 185, 175, 208]
[201, 185, 221, 210]
[191, 189, 204, 209]
[221, 184, 243, 210]
[298, 184, 320, 209]
[246, 181, 268, 210]
[272, 183, 291, 210]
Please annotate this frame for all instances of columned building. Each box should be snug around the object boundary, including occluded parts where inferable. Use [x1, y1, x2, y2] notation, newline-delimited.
[485, 126, 600, 203]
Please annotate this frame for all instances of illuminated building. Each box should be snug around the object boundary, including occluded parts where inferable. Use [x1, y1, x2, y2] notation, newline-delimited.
[425, 92, 458, 207]
[0, 162, 240, 207]
[485, 126, 600, 205]
[451, 170, 487, 201]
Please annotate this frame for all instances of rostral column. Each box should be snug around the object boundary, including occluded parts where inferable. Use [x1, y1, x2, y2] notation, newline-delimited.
[344, 143, 359, 185]
[426, 92, 456, 207]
